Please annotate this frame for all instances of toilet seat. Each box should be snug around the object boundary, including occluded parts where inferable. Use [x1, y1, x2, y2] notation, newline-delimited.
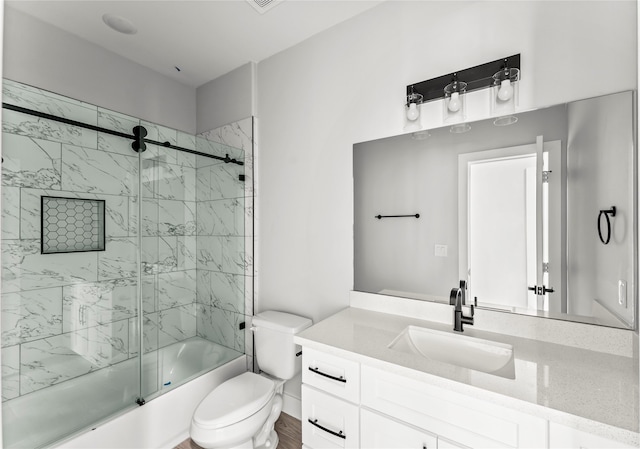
[193, 372, 275, 430]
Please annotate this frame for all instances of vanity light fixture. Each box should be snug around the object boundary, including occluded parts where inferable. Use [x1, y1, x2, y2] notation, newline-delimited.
[406, 85, 424, 121]
[405, 54, 520, 125]
[443, 74, 467, 123]
[491, 59, 520, 125]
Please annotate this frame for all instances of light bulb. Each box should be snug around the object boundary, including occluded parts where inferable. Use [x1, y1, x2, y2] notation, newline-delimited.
[406, 102, 419, 121]
[497, 79, 513, 101]
[448, 92, 461, 112]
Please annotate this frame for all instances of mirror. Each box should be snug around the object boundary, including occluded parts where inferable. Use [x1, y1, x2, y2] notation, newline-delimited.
[354, 91, 636, 329]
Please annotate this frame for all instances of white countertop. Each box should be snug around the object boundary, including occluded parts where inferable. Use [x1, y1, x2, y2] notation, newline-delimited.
[294, 307, 639, 446]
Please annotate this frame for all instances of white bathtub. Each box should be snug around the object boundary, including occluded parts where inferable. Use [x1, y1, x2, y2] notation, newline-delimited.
[3, 337, 245, 449]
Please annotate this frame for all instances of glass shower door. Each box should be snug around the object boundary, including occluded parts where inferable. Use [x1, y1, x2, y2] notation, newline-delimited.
[0, 81, 143, 448]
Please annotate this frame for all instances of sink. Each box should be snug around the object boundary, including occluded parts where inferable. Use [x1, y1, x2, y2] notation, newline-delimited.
[388, 326, 515, 379]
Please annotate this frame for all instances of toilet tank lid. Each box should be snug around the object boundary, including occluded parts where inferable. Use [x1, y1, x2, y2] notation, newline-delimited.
[252, 311, 313, 333]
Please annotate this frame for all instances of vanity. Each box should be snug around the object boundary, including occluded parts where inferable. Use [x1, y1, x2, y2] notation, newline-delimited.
[294, 293, 638, 449]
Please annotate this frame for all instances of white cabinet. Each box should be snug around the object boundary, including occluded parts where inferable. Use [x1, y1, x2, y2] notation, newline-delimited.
[549, 422, 636, 449]
[360, 408, 437, 449]
[299, 346, 632, 449]
[361, 365, 547, 449]
[302, 384, 359, 449]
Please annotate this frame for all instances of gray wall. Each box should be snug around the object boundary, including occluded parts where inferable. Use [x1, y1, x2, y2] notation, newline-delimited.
[3, 7, 196, 134]
[196, 62, 255, 134]
[567, 91, 635, 325]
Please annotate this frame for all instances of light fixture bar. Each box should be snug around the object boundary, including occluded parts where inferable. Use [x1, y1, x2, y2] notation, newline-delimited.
[407, 54, 520, 102]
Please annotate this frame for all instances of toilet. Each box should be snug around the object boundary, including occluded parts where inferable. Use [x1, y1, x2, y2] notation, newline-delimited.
[190, 311, 312, 449]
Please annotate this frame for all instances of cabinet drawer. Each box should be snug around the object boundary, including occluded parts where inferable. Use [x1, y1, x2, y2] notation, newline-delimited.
[302, 347, 360, 403]
[302, 385, 359, 449]
[361, 408, 437, 449]
[361, 366, 547, 449]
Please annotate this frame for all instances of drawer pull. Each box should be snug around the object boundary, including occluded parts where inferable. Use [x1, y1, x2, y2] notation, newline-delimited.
[308, 366, 346, 383]
[307, 418, 346, 439]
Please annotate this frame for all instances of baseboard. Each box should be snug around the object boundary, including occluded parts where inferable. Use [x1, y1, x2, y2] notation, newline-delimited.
[282, 392, 301, 420]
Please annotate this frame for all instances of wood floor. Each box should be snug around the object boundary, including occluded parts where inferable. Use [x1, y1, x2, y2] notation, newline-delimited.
[174, 412, 302, 449]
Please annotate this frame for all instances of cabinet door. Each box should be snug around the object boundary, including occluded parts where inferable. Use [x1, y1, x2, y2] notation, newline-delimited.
[361, 408, 437, 449]
[302, 385, 359, 449]
[549, 422, 636, 449]
[361, 365, 548, 449]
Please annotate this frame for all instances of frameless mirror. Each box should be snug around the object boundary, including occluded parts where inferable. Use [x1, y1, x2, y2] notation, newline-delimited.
[354, 91, 636, 329]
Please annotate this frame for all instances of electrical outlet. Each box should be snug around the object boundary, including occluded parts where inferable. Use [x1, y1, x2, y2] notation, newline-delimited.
[435, 244, 448, 257]
[618, 280, 627, 307]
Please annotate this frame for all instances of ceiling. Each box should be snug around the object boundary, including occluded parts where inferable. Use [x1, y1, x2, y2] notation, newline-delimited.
[6, 0, 384, 88]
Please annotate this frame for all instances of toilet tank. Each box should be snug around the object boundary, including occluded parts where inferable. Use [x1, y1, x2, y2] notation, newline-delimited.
[252, 311, 312, 380]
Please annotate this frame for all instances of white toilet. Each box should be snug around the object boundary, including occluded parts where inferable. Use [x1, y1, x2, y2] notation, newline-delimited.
[190, 311, 312, 449]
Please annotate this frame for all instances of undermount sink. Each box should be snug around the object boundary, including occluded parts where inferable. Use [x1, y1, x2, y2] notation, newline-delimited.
[388, 326, 516, 379]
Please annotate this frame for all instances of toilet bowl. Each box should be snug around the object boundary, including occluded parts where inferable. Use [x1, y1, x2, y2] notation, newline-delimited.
[190, 311, 312, 449]
[190, 372, 280, 449]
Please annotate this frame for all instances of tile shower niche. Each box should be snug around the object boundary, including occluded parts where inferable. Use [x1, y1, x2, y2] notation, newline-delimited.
[41, 196, 106, 254]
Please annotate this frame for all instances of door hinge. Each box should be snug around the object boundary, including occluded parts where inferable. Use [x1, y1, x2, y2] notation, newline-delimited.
[542, 170, 552, 183]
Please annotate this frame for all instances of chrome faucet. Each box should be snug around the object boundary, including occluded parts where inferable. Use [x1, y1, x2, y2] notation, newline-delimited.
[450, 286, 475, 332]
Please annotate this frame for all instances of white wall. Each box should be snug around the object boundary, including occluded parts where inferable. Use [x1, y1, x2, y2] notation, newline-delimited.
[196, 62, 255, 134]
[256, 1, 637, 324]
[3, 6, 196, 133]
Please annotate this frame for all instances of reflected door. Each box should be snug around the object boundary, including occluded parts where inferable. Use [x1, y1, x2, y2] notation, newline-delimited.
[459, 138, 561, 312]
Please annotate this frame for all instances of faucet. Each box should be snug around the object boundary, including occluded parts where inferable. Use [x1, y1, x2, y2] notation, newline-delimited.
[450, 287, 475, 332]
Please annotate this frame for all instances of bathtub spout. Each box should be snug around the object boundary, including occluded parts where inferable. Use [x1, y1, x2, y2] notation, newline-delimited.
[253, 393, 283, 448]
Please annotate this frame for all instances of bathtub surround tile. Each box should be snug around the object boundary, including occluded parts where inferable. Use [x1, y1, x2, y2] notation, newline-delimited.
[196, 270, 213, 306]
[141, 198, 159, 236]
[61, 145, 138, 196]
[129, 313, 160, 357]
[157, 270, 197, 310]
[2, 108, 98, 149]
[141, 121, 178, 149]
[2, 186, 20, 240]
[196, 304, 244, 352]
[20, 320, 129, 395]
[3, 79, 98, 126]
[82, 320, 130, 368]
[2, 133, 62, 189]
[98, 237, 138, 280]
[21, 188, 130, 240]
[20, 333, 96, 394]
[157, 304, 196, 349]
[210, 272, 245, 313]
[2, 345, 20, 401]
[141, 157, 157, 199]
[97, 133, 138, 158]
[62, 278, 138, 332]
[199, 117, 252, 154]
[2, 239, 99, 293]
[97, 108, 139, 136]
[158, 200, 196, 236]
[157, 163, 196, 202]
[2, 288, 63, 346]
[196, 236, 222, 271]
[177, 236, 197, 271]
[197, 198, 244, 236]
[142, 275, 157, 314]
[142, 313, 159, 354]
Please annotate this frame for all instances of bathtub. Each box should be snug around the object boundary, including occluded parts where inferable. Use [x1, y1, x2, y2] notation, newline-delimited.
[2, 337, 245, 449]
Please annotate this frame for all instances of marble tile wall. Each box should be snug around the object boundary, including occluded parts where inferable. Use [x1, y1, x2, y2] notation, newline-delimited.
[197, 118, 254, 370]
[0, 80, 246, 403]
